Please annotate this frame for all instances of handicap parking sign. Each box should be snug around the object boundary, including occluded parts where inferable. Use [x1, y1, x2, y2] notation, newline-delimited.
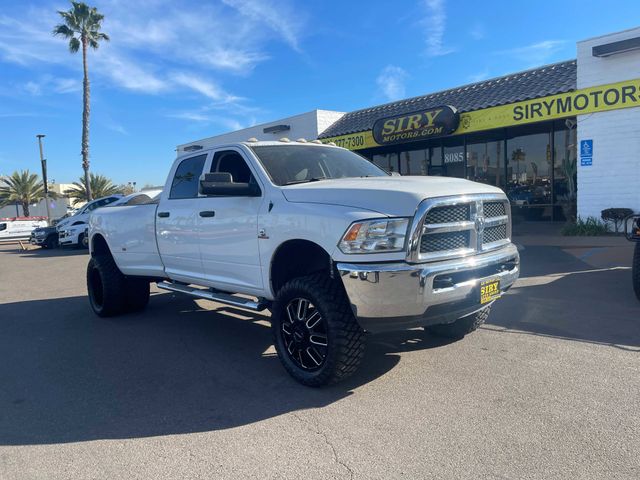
[580, 139, 593, 157]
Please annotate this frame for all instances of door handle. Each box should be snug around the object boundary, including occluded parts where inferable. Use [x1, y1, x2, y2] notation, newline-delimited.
[157, 211, 170, 218]
[199, 210, 216, 218]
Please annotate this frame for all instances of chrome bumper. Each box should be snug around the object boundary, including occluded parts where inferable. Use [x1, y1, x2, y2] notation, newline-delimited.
[336, 243, 519, 333]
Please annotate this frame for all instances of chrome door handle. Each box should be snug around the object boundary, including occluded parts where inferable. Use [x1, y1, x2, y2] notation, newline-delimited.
[199, 211, 216, 218]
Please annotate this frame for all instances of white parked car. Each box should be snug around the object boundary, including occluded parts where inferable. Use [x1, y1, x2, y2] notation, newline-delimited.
[88, 140, 519, 386]
[57, 195, 122, 248]
[0, 217, 48, 241]
[108, 189, 162, 207]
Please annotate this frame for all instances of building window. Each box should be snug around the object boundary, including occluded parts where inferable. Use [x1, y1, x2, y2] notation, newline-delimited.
[442, 138, 465, 178]
[466, 138, 504, 188]
[372, 152, 399, 173]
[400, 149, 429, 175]
[553, 125, 577, 221]
[506, 128, 552, 221]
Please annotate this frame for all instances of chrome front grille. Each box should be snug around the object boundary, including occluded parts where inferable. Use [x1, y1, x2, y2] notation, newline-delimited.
[483, 201, 506, 218]
[483, 224, 507, 245]
[424, 204, 470, 224]
[420, 231, 470, 253]
[408, 194, 511, 263]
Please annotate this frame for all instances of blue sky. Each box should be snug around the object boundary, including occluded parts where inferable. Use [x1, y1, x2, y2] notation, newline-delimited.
[0, 0, 638, 186]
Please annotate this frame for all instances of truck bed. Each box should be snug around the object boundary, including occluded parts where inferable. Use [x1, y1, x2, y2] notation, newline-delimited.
[89, 203, 165, 278]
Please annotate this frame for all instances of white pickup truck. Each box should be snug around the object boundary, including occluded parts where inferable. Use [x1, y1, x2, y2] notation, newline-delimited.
[88, 140, 519, 386]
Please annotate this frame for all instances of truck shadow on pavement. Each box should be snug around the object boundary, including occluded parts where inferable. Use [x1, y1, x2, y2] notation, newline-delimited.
[5, 247, 89, 258]
[0, 292, 453, 446]
[488, 246, 640, 349]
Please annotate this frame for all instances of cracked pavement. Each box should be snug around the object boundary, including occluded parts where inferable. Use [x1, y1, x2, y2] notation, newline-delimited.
[0, 241, 639, 479]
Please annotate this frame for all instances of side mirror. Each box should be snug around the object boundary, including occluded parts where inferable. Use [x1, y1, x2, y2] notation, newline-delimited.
[199, 173, 261, 197]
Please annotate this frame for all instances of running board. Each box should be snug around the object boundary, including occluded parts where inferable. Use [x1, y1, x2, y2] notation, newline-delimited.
[157, 281, 269, 312]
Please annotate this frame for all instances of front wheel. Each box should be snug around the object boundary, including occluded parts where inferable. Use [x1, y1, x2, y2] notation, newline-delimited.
[78, 233, 89, 249]
[633, 242, 640, 302]
[425, 305, 491, 339]
[271, 274, 365, 387]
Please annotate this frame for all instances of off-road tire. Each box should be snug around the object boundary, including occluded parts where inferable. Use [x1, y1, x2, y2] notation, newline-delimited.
[271, 274, 365, 387]
[633, 242, 640, 302]
[125, 277, 150, 312]
[426, 305, 491, 339]
[87, 255, 126, 317]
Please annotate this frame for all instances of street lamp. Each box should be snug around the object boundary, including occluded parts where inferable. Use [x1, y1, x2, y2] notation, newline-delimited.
[36, 134, 52, 225]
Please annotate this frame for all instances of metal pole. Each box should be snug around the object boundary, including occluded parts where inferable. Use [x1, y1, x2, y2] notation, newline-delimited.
[36, 134, 52, 225]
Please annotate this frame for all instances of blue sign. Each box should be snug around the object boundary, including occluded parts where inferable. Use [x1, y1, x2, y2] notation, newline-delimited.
[581, 157, 592, 166]
[580, 139, 593, 157]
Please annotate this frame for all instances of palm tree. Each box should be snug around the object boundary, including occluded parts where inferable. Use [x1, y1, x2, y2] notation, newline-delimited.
[53, 1, 109, 202]
[0, 170, 51, 217]
[64, 173, 121, 205]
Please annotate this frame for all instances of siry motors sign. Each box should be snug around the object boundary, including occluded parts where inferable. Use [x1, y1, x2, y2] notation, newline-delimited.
[372, 106, 460, 145]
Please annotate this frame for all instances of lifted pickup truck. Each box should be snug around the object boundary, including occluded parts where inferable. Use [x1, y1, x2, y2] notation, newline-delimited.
[88, 140, 519, 386]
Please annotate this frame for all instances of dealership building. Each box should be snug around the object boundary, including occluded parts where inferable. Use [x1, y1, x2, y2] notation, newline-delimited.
[181, 27, 640, 222]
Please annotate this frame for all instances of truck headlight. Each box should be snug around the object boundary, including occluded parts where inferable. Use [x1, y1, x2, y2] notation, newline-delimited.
[338, 218, 409, 254]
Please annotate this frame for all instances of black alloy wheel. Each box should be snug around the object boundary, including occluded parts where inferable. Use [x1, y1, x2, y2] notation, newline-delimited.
[281, 297, 328, 370]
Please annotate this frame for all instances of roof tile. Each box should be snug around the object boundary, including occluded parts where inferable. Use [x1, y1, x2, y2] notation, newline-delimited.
[320, 59, 577, 138]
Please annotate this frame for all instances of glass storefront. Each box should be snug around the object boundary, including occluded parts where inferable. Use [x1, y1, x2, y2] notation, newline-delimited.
[506, 125, 553, 221]
[362, 119, 577, 221]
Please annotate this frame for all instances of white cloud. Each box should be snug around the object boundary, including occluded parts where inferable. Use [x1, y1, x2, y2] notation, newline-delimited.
[171, 73, 240, 103]
[221, 0, 305, 52]
[498, 40, 567, 66]
[0, 0, 310, 103]
[421, 0, 454, 56]
[468, 68, 489, 83]
[104, 121, 128, 135]
[376, 65, 408, 101]
[167, 112, 212, 122]
[20, 75, 81, 96]
[470, 23, 485, 40]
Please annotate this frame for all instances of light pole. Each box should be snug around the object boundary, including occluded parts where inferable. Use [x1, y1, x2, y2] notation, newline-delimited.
[36, 134, 52, 224]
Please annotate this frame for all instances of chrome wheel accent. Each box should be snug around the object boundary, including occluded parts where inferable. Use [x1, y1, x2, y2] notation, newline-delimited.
[281, 298, 328, 371]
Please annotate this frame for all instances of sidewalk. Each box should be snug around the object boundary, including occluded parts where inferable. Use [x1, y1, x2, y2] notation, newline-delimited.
[513, 222, 634, 269]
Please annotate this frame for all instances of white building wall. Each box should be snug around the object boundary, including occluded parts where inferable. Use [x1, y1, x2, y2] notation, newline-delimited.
[577, 27, 640, 219]
[177, 110, 344, 154]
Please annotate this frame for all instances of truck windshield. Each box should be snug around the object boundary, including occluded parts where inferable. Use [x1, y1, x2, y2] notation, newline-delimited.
[250, 145, 388, 186]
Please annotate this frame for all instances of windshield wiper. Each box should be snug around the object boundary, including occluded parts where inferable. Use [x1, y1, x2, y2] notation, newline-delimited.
[284, 176, 328, 185]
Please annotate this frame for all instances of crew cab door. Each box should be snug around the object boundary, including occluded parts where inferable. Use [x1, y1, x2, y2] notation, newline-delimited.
[156, 153, 208, 283]
[197, 148, 264, 294]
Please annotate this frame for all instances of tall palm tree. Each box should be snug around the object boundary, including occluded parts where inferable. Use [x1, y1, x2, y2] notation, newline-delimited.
[53, 1, 109, 202]
[0, 170, 51, 217]
[64, 173, 120, 205]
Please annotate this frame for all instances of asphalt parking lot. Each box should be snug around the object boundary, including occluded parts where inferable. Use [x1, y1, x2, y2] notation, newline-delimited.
[1, 239, 639, 479]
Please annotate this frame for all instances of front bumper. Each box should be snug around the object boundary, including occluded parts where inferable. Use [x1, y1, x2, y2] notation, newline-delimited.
[30, 236, 46, 245]
[337, 243, 519, 333]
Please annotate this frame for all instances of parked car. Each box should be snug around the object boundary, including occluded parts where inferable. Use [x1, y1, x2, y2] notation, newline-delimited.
[108, 189, 162, 207]
[30, 225, 59, 249]
[57, 194, 122, 248]
[87, 140, 519, 386]
[625, 214, 640, 301]
[0, 217, 48, 242]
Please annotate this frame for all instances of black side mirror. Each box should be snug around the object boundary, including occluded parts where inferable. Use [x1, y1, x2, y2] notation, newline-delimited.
[199, 173, 261, 197]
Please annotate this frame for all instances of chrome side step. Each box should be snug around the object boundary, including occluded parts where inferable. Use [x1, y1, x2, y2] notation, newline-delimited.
[157, 281, 269, 312]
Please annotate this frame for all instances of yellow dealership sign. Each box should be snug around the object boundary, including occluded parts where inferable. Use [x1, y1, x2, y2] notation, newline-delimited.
[321, 78, 640, 150]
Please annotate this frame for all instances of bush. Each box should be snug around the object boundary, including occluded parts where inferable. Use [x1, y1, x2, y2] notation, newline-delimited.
[561, 216, 610, 236]
[601, 208, 634, 233]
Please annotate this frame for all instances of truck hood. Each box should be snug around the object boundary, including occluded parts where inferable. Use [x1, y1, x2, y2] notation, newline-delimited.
[281, 176, 504, 216]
